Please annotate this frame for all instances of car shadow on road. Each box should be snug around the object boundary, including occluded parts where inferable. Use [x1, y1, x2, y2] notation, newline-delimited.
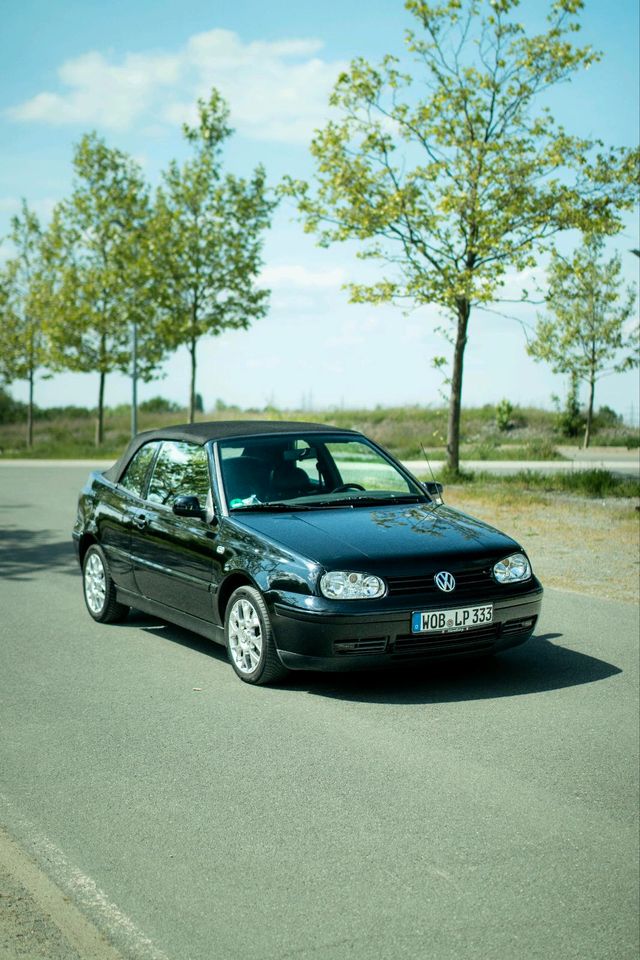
[290, 633, 622, 704]
[0, 529, 77, 580]
[122, 614, 621, 704]
[124, 611, 231, 663]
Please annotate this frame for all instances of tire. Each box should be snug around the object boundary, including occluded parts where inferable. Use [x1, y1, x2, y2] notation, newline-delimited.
[82, 544, 129, 624]
[224, 586, 288, 685]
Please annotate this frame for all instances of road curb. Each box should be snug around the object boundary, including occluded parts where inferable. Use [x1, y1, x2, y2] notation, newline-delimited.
[0, 825, 125, 960]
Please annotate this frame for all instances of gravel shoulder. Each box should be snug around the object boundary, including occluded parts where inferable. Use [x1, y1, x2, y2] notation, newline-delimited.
[447, 486, 640, 603]
[0, 827, 123, 960]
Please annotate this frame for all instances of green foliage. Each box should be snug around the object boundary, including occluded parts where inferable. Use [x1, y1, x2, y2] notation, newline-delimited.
[139, 396, 183, 414]
[282, 0, 639, 471]
[592, 405, 622, 430]
[0, 387, 26, 425]
[495, 399, 515, 432]
[552, 374, 584, 438]
[430, 467, 639, 498]
[34, 404, 93, 421]
[529, 233, 639, 446]
[0, 201, 50, 444]
[500, 468, 640, 498]
[41, 134, 167, 444]
[1, 399, 638, 468]
[435, 465, 477, 484]
[152, 91, 277, 421]
[214, 397, 241, 413]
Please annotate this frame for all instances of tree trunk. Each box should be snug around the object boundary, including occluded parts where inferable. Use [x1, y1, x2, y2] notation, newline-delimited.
[27, 367, 34, 448]
[189, 336, 197, 424]
[446, 300, 470, 474]
[95, 371, 106, 446]
[583, 375, 596, 449]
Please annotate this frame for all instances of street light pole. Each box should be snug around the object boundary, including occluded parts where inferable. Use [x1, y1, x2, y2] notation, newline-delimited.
[131, 318, 138, 437]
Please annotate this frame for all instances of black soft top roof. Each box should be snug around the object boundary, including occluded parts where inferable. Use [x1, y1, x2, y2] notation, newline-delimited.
[102, 419, 358, 483]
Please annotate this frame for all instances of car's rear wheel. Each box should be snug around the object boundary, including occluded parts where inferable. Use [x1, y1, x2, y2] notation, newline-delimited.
[224, 586, 287, 685]
[82, 544, 129, 624]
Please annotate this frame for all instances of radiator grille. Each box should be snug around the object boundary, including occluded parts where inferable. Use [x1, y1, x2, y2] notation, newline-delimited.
[386, 569, 491, 597]
[386, 569, 533, 600]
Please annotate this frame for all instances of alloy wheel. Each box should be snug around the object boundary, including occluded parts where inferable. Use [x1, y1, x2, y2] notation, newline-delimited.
[84, 552, 106, 614]
[228, 597, 263, 674]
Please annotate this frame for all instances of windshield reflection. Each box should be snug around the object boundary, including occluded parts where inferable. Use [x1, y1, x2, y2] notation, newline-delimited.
[218, 434, 428, 511]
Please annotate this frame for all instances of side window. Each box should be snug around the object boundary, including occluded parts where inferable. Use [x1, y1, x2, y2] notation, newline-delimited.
[147, 442, 210, 507]
[120, 442, 159, 498]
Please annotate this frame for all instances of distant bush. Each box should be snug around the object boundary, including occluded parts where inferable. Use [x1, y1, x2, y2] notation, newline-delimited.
[428, 467, 639, 498]
[495, 398, 514, 432]
[0, 388, 26, 425]
[592, 405, 623, 430]
[139, 396, 183, 414]
[552, 376, 584, 438]
[35, 405, 93, 421]
[214, 398, 241, 412]
[490, 469, 637, 498]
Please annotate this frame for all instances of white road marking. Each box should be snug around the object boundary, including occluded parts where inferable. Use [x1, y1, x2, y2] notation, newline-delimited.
[0, 793, 171, 960]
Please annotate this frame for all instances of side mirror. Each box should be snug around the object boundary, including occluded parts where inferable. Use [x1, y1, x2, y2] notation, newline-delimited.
[172, 495, 205, 520]
[423, 481, 444, 504]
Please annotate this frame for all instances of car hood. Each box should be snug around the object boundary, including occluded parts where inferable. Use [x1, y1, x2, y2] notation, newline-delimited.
[232, 503, 521, 574]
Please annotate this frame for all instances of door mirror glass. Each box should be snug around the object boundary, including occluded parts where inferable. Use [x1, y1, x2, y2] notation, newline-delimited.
[423, 480, 444, 504]
[172, 495, 205, 519]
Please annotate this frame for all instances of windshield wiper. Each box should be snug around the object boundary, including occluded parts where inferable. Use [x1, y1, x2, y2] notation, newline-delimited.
[231, 501, 314, 512]
[311, 494, 426, 508]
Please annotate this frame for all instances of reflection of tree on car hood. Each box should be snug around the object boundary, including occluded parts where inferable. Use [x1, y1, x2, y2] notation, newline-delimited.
[233, 503, 519, 569]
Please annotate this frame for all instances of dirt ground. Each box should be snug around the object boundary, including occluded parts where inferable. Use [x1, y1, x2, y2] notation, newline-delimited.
[446, 487, 640, 604]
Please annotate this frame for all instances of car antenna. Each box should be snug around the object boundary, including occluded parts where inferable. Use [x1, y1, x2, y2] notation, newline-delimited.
[420, 442, 444, 506]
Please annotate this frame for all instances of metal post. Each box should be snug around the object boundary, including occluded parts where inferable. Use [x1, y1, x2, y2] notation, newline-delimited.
[131, 319, 138, 437]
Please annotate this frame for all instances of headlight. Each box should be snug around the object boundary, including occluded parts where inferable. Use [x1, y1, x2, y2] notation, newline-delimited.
[320, 571, 386, 600]
[493, 552, 531, 584]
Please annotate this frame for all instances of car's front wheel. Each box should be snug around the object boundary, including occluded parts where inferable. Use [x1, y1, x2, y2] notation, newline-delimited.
[224, 586, 287, 685]
[82, 544, 129, 624]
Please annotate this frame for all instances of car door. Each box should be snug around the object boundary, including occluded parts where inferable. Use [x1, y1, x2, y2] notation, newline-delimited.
[96, 440, 161, 592]
[130, 440, 219, 622]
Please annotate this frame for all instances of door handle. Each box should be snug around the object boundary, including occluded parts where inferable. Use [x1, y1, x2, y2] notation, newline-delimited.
[132, 513, 148, 530]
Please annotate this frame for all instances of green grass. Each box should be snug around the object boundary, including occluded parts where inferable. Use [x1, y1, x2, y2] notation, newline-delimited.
[427, 467, 640, 499]
[1, 401, 638, 477]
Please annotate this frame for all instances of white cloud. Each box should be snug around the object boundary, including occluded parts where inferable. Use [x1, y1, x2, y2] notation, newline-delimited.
[259, 264, 348, 290]
[7, 29, 346, 143]
[326, 314, 380, 350]
[9, 51, 180, 131]
[498, 266, 546, 300]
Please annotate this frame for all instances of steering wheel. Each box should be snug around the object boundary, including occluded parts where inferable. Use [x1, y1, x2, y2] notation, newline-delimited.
[332, 483, 366, 492]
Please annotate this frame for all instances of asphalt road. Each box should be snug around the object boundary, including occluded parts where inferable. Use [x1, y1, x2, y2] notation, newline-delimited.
[0, 465, 638, 960]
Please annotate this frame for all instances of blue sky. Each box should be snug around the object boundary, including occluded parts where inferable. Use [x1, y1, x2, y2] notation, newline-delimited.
[1, 0, 639, 420]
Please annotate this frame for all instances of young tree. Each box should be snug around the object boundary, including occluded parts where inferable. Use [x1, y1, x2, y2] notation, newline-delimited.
[152, 90, 276, 422]
[0, 201, 50, 446]
[282, 0, 638, 472]
[45, 133, 164, 445]
[528, 235, 638, 447]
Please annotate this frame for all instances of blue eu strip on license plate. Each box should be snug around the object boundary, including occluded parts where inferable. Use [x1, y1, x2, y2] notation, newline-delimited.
[411, 604, 493, 634]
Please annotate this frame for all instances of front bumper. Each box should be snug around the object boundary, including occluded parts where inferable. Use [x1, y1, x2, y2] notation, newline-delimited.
[270, 584, 543, 671]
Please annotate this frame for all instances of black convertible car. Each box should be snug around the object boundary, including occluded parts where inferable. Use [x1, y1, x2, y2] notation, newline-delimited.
[73, 421, 543, 684]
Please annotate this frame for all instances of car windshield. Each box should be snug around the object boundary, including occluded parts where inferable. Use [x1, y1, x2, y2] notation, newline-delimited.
[218, 433, 427, 511]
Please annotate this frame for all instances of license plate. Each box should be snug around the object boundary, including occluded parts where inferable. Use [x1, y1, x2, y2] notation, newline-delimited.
[411, 604, 493, 634]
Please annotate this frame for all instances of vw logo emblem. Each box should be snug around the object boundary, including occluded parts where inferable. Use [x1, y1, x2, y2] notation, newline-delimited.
[434, 571, 456, 592]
